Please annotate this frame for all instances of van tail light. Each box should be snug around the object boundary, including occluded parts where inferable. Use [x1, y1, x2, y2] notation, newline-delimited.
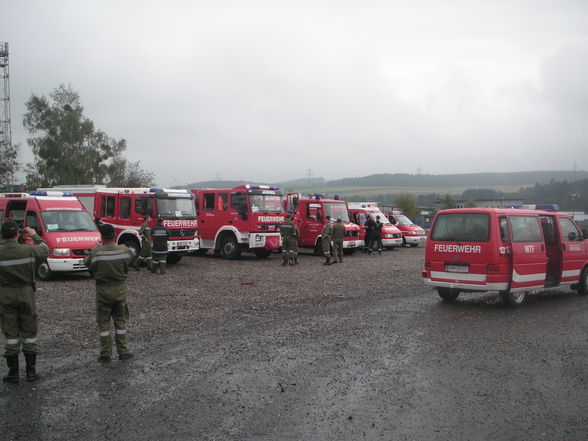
[424, 260, 431, 271]
[487, 264, 500, 275]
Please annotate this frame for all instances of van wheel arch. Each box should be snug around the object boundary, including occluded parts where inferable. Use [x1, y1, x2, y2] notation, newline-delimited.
[36, 261, 52, 281]
[501, 290, 527, 307]
[437, 287, 459, 302]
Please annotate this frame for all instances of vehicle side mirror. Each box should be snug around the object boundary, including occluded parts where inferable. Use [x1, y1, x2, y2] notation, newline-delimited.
[582, 228, 588, 240]
[568, 231, 578, 241]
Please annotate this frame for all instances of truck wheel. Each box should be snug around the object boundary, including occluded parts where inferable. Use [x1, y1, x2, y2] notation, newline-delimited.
[578, 267, 588, 296]
[314, 240, 323, 256]
[166, 254, 182, 264]
[410, 243, 419, 248]
[36, 261, 53, 281]
[254, 249, 272, 258]
[220, 236, 241, 260]
[437, 287, 459, 301]
[343, 248, 355, 255]
[500, 291, 527, 307]
[121, 238, 140, 259]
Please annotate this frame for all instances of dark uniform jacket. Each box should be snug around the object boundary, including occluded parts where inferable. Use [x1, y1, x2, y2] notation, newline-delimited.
[84, 243, 132, 284]
[332, 222, 346, 242]
[0, 235, 49, 287]
[151, 225, 170, 253]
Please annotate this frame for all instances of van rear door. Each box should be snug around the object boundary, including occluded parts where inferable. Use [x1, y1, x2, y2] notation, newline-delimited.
[508, 214, 547, 291]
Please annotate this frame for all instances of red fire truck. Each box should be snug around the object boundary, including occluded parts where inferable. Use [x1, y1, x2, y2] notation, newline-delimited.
[285, 193, 362, 254]
[41, 185, 198, 263]
[0, 191, 101, 280]
[347, 202, 404, 248]
[191, 185, 286, 259]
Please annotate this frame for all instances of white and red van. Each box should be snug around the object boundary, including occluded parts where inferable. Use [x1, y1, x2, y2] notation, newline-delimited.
[285, 193, 362, 254]
[386, 211, 427, 247]
[41, 185, 199, 264]
[422, 207, 588, 306]
[191, 184, 285, 259]
[0, 191, 101, 280]
[347, 202, 403, 248]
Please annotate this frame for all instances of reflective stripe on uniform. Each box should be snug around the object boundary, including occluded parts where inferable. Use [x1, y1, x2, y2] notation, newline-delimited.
[23, 337, 38, 344]
[115, 329, 127, 335]
[100, 331, 111, 337]
[0, 257, 36, 267]
[90, 253, 131, 263]
[6, 338, 20, 345]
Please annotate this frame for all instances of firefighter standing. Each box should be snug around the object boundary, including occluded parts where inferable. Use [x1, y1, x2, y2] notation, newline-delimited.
[321, 216, 333, 265]
[280, 214, 300, 266]
[84, 224, 134, 362]
[135, 216, 152, 270]
[0, 221, 49, 383]
[151, 219, 170, 274]
[364, 215, 376, 253]
[369, 215, 384, 254]
[331, 218, 346, 263]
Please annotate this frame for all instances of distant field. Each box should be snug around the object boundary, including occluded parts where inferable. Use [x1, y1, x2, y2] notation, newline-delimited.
[287, 185, 527, 197]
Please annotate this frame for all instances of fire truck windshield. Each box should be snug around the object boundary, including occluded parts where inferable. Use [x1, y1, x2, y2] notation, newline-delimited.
[248, 195, 284, 213]
[41, 210, 98, 232]
[324, 202, 350, 222]
[156, 198, 197, 218]
[395, 215, 414, 226]
[368, 210, 391, 224]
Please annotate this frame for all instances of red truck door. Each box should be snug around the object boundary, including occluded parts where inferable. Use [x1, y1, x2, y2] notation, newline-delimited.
[298, 202, 323, 247]
[557, 215, 587, 284]
[198, 191, 217, 241]
[508, 214, 547, 291]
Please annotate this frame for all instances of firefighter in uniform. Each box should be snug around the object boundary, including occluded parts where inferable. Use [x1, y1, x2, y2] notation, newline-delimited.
[151, 219, 170, 274]
[0, 221, 49, 383]
[321, 215, 333, 265]
[84, 224, 134, 362]
[280, 214, 300, 266]
[331, 218, 346, 264]
[135, 216, 152, 270]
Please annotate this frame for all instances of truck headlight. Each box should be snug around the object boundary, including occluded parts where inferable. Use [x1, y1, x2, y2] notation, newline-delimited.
[53, 248, 71, 256]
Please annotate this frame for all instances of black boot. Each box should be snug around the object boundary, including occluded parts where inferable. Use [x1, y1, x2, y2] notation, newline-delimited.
[24, 353, 39, 382]
[323, 256, 331, 265]
[3, 355, 19, 384]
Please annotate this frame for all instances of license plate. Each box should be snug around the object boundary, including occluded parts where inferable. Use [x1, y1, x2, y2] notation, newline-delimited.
[445, 264, 469, 273]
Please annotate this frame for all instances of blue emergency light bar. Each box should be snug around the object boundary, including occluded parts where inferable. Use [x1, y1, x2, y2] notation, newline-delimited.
[314, 193, 321, 200]
[244, 185, 280, 190]
[29, 191, 74, 197]
[334, 195, 340, 200]
[507, 204, 560, 211]
[149, 188, 164, 193]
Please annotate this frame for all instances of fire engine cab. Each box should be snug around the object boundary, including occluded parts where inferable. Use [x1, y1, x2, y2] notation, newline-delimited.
[385, 210, 427, 247]
[285, 193, 362, 254]
[40, 185, 199, 263]
[192, 185, 285, 259]
[347, 202, 403, 248]
[0, 191, 101, 280]
[423, 206, 588, 306]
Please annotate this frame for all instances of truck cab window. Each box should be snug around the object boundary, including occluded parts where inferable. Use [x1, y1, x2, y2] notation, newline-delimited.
[120, 197, 131, 218]
[203, 193, 215, 211]
[101, 196, 116, 218]
[217, 193, 228, 211]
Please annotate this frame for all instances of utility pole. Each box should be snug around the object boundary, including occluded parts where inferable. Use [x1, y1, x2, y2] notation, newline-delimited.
[0, 42, 13, 185]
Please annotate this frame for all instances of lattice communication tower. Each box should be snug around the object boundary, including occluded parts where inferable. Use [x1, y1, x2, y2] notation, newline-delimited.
[0, 42, 11, 162]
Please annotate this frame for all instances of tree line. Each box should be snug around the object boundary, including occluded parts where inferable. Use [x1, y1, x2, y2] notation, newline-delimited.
[0, 84, 154, 190]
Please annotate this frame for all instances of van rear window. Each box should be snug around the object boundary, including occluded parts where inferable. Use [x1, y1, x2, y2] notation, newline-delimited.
[431, 213, 489, 242]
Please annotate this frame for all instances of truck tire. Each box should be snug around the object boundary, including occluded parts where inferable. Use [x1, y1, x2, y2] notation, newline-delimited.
[410, 243, 419, 248]
[36, 261, 53, 281]
[343, 248, 355, 255]
[254, 249, 272, 258]
[500, 291, 527, 307]
[220, 236, 241, 260]
[437, 287, 459, 301]
[166, 254, 182, 264]
[121, 238, 140, 259]
[578, 267, 588, 296]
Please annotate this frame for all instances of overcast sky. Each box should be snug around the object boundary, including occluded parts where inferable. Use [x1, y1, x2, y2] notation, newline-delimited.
[4, 0, 588, 186]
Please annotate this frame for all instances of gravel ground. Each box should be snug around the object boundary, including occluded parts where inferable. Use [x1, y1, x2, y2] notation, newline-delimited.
[2, 245, 588, 441]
